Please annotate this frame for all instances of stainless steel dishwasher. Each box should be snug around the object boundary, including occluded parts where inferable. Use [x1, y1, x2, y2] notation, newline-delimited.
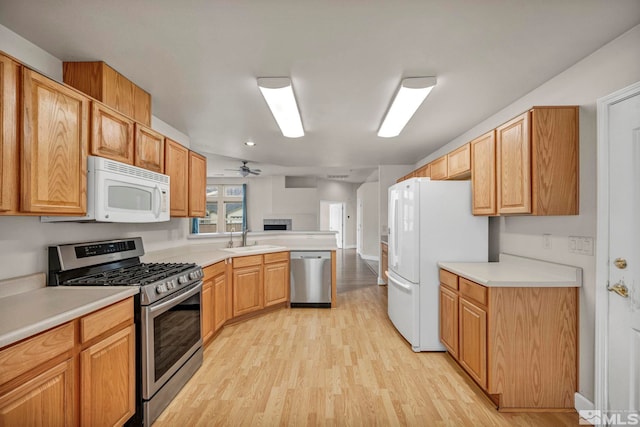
[290, 251, 332, 308]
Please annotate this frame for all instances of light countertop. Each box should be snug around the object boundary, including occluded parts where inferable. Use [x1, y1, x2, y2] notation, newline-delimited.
[0, 286, 138, 348]
[142, 239, 338, 266]
[438, 253, 582, 287]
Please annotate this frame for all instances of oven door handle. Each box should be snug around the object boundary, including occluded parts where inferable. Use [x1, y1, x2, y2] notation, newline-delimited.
[149, 281, 202, 315]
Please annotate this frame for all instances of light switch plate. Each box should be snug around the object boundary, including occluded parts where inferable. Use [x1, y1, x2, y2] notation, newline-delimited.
[568, 236, 594, 256]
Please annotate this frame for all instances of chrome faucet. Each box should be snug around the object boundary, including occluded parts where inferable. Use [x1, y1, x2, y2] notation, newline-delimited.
[227, 231, 234, 248]
[242, 228, 250, 247]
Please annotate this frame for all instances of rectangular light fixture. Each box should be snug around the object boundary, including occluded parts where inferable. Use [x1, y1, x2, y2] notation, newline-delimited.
[378, 77, 437, 138]
[257, 77, 304, 138]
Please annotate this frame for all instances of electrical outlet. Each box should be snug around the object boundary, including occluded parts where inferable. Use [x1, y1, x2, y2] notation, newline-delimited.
[543, 234, 552, 249]
[568, 236, 594, 256]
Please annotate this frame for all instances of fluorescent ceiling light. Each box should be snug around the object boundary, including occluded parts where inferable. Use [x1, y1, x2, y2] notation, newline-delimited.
[244, 141, 256, 147]
[378, 77, 437, 138]
[257, 77, 304, 138]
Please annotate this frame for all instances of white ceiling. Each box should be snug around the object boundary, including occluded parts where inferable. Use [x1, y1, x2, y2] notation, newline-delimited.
[1, 1, 639, 182]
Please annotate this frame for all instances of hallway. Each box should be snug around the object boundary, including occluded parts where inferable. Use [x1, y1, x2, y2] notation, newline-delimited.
[154, 250, 578, 426]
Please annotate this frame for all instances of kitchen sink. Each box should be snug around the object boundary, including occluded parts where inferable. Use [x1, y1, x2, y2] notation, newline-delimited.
[221, 244, 287, 254]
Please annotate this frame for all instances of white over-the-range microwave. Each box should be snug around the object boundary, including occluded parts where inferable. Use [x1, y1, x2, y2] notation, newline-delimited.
[42, 156, 170, 223]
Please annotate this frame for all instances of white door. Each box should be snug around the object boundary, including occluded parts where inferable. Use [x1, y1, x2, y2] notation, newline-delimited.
[595, 82, 640, 425]
[329, 203, 344, 249]
[357, 198, 363, 253]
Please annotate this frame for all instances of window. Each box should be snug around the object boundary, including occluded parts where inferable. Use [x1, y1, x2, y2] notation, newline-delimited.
[192, 184, 246, 234]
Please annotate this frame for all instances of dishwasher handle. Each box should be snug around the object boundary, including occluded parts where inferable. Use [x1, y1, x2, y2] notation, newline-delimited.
[290, 251, 331, 260]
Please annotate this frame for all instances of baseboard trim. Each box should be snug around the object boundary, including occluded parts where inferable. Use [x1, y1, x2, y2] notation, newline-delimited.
[344, 244, 357, 249]
[575, 392, 595, 424]
[359, 254, 379, 262]
[377, 277, 387, 285]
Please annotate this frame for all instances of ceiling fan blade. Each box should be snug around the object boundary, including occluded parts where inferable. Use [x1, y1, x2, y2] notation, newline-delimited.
[224, 168, 240, 171]
[249, 170, 260, 175]
[253, 169, 262, 173]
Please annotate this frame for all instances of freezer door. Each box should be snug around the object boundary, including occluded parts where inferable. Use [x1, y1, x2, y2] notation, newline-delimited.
[387, 270, 420, 351]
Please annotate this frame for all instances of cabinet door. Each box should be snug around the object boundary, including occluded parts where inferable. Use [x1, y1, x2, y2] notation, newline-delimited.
[429, 156, 447, 180]
[496, 112, 531, 214]
[213, 272, 227, 332]
[103, 64, 135, 119]
[188, 151, 206, 217]
[459, 298, 487, 389]
[165, 138, 189, 217]
[91, 101, 134, 164]
[471, 131, 497, 216]
[0, 358, 75, 427]
[447, 143, 471, 179]
[134, 123, 164, 173]
[233, 265, 263, 317]
[22, 69, 89, 214]
[133, 85, 151, 126]
[201, 280, 214, 343]
[381, 244, 388, 282]
[0, 54, 19, 213]
[439, 285, 459, 360]
[80, 324, 135, 427]
[264, 261, 289, 307]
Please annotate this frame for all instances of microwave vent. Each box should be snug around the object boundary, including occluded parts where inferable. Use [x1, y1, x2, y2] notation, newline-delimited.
[104, 160, 169, 184]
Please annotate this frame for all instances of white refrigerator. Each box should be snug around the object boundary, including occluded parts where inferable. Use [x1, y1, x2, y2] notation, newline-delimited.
[387, 178, 487, 352]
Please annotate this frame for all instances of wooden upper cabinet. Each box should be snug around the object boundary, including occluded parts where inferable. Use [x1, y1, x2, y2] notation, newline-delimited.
[429, 156, 447, 180]
[0, 54, 19, 214]
[188, 151, 206, 217]
[134, 123, 164, 172]
[21, 69, 89, 215]
[447, 143, 471, 179]
[133, 85, 151, 127]
[165, 138, 189, 217]
[496, 107, 578, 216]
[90, 101, 134, 164]
[63, 61, 151, 126]
[471, 131, 497, 216]
[496, 112, 531, 214]
[415, 163, 430, 178]
[530, 106, 579, 215]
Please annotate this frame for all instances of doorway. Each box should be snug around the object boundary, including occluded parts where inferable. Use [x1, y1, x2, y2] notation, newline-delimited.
[595, 81, 640, 425]
[320, 201, 345, 249]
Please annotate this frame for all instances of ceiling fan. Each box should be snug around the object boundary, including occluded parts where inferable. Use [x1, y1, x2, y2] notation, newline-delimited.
[225, 161, 261, 177]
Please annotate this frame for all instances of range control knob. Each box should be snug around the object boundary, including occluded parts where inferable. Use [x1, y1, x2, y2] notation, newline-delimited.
[178, 275, 188, 284]
[189, 271, 199, 280]
[167, 280, 175, 289]
[155, 284, 167, 294]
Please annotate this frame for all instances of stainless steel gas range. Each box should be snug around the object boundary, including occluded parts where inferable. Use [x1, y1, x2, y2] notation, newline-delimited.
[48, 237, 204, 427]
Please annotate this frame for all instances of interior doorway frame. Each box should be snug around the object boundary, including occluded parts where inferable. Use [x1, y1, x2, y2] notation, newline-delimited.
[594, 80, 640, 423]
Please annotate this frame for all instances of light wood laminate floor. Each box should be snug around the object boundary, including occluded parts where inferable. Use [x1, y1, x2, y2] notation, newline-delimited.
[154, 250, 579, 426]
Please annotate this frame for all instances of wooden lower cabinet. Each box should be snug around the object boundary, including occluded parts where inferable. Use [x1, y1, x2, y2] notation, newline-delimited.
[0, 297, 135, 427]
[232, 256, 264, 317]
[439, 285, 458, 359]
[0, 358, 75, 426]
[439, 269, 577, 410]
[458, 298, 487, 388]
[264, 252, 289, 307]
[380, 243, 388, 283]
[201, 279, 214, 343]
[202, 261, 227, 344]
[213, 271, 227, 331]
[80, 324, 135, 427]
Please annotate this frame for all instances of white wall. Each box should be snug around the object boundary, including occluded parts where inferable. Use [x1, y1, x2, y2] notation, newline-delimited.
[356, 182, 380, 259]
[414, 24, 640, 403]
[0, 23, 192, 281]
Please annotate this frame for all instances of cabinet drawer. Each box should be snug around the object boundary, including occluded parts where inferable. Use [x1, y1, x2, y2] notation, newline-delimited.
[0, 322, 75, 385]
[264, 251, 289, 264]
[233, 254, 263, 268]
[439, 269, 458, 290]
[459, 278, 487, 306]
[204, 261, 226, 278]
[81, 297, 133, 344]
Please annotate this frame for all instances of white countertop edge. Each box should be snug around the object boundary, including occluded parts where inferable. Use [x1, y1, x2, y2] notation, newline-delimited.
[187, 230, 337, 240]
[0, 287, 138, 349]
[438, 254, 582, 288]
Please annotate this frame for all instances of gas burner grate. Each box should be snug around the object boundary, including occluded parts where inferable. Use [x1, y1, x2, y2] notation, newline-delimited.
[63, 262, 196, 286]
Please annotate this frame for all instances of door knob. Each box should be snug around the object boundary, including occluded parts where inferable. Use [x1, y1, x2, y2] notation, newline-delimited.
[614, 258, 628, 269]
[608, 282, 629, 298]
